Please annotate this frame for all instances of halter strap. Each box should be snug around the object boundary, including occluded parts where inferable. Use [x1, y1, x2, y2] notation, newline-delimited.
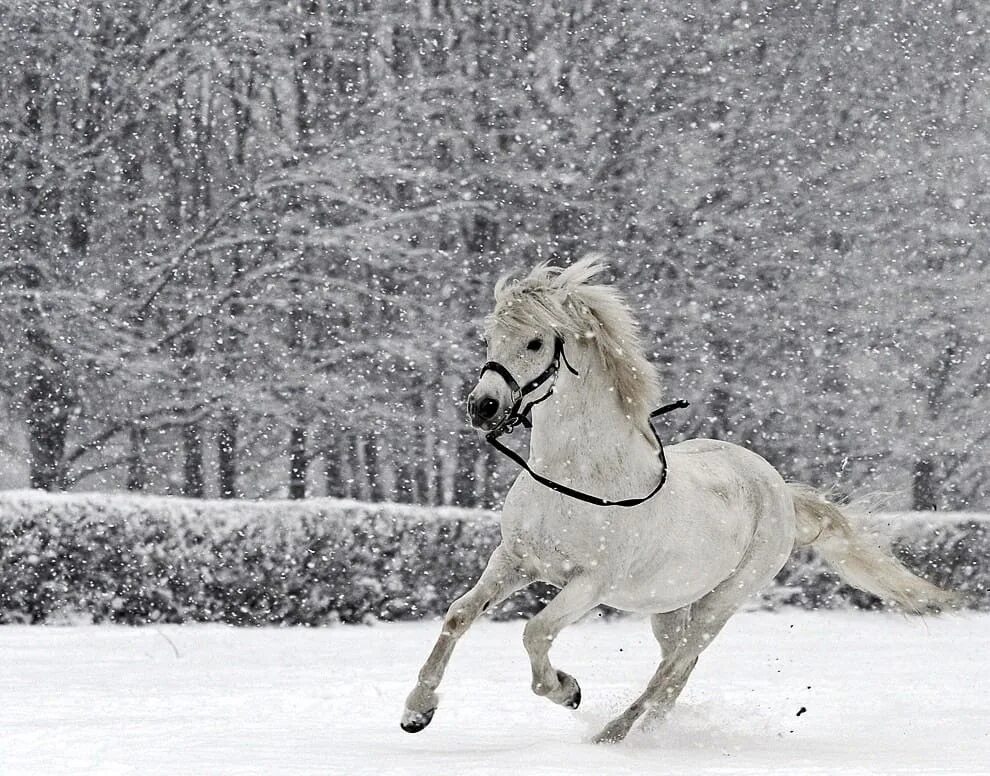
[479, 336, 577, 433]
[480, 335, 689, 508]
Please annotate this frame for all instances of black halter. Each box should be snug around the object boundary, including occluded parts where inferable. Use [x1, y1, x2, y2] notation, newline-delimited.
[480, 336, 689, 508]
[479, 335, 578, 436]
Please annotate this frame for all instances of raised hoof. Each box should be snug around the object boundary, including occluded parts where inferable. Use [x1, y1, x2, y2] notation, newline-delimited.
[557, 670, 581, 710]
[400, 707, 436, 733]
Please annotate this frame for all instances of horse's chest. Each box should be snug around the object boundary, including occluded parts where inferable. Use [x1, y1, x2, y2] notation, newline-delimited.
[500, 498, 632, 585]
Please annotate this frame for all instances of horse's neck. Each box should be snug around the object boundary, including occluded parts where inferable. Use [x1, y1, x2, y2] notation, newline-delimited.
[529, 357, 654, 482]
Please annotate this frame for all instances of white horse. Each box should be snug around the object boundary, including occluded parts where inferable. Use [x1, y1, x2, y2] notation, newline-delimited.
[401, 256, 954, 743]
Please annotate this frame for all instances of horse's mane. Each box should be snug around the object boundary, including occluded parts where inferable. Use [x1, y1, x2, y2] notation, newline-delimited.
[486, 255, 662, 429]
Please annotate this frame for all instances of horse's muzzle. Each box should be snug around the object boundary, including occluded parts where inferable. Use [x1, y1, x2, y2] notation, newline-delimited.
[467, 393, 502, 430]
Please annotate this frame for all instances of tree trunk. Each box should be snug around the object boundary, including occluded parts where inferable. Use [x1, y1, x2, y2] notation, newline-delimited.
[26, 370, 71, 491]
[21, 268, 74, 492]
[417, 391, 438, 504]
[415, 460, 433, 506]
[912, 458, 937, 511]
[217, 414, 238, 499]
[182, 422, 204, 498]
[178, 330, 204, 498]
[126, 424, 148, 491]
[395, 461, 415, 504]
[19, 61, 73, 492]
[289, 424, 308, 499]
[365, 432, 386, 501]
[455, 430, 479, 506]
[353, 434, 371, 501]
[324, 438, 343, 498]
[478, 442, 498, 509]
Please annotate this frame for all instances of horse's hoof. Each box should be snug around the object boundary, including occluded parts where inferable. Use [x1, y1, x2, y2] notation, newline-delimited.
[556, 670, 581, 710]
[400, 707, 435, 733]
[591, 726, 627, 745]
[592, 719, 630, 744]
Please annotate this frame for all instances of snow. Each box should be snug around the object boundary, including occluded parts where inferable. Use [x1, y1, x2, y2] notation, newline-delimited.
[0, 488, 494, 524]
[2, 612, 988, 775]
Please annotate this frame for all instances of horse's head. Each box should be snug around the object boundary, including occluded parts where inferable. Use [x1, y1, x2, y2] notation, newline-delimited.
[467, 326, 574, 432]
[467, 255, 660, 436]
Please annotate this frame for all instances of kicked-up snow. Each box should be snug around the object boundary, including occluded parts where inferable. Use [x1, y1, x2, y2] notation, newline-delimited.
[1, 611, 987, 775]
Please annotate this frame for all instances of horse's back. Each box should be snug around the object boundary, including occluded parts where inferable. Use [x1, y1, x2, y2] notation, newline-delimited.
[666, 438, 731, 455]
[666, 437, 787, 493]
[666, 437, 767, 461]
[664, 437, 794, 526]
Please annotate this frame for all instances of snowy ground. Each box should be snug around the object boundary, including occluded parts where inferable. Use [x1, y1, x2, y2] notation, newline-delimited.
[1, 612, 987, 776]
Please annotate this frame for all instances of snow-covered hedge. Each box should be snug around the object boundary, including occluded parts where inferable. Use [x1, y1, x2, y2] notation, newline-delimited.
[0, 491, 984, 625]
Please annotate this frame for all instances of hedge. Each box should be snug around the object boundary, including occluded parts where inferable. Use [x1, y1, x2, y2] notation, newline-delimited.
[0, 491, 985, 625]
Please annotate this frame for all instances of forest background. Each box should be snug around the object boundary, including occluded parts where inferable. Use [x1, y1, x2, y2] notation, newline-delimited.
[0, 0, 986, 510]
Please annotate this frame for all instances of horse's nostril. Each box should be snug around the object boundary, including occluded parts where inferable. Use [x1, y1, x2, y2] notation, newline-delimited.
[478, 397, 499, 420]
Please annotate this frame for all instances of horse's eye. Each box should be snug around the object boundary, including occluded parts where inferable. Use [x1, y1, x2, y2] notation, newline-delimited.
[526, 338, 543, 352]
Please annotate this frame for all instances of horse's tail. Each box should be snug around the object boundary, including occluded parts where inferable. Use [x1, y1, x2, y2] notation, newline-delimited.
[790, 484, 959, 613]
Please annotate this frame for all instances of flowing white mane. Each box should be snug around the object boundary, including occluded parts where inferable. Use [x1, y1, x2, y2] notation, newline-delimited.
[485, 255, 662, 423]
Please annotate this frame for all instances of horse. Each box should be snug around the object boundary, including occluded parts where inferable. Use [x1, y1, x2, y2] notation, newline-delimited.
[400, 255, 955, 743]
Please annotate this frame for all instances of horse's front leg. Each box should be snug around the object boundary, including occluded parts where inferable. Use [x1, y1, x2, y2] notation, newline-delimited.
[401, 544, 529, 733]
[522, 575, 600, 709]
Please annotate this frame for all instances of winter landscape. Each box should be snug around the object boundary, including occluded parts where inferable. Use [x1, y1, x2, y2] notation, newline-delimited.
[1, 1, 988, 775]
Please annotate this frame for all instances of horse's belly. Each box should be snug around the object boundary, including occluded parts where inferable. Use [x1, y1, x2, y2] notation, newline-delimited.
[600, 513, 756, 613]
[599, 554, 742, 613]
[505, 517, 753, 612]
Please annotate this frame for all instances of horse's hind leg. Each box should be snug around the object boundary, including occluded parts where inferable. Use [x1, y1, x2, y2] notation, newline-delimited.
[650, 606, 693, 662]
[593, 489, 795, 744]
[401, 544, 529, 733]
[640, 605, 694, 725]
[592, 591, 739, 743]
